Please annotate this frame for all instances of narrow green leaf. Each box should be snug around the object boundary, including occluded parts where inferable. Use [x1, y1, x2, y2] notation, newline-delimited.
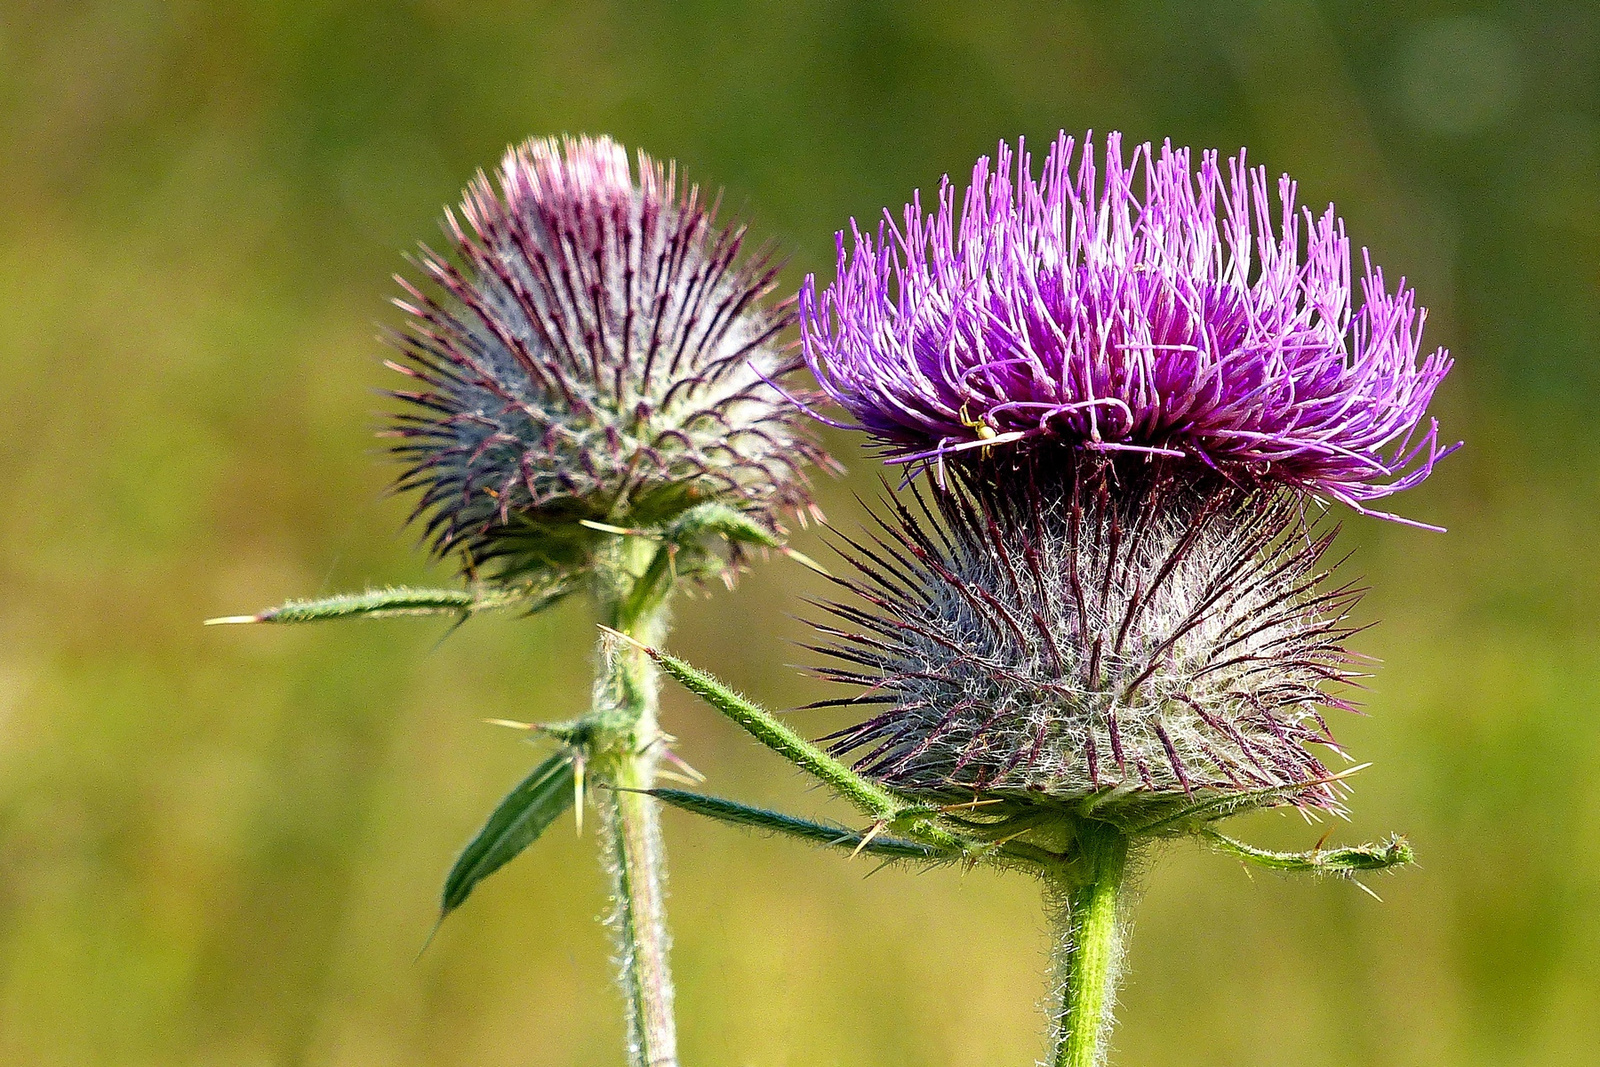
[646, 788, 942, 860]
[665, 502, 832, 576]
[665, 502, 780, 549]
[441, 752, 577, 918]
[617, 635, 901, 820]
[1203, 829, 1415, 876]
[207, 585, 532, 625]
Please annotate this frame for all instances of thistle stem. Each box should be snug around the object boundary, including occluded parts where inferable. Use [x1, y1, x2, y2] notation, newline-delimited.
[599, 751, 676, 1067]
[1049, 824, 1130, 1067]
[595, 538, 677, 1067]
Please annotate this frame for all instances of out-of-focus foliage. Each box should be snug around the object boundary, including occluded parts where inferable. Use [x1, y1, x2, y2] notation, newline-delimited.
[0, 2, 1594, 1065]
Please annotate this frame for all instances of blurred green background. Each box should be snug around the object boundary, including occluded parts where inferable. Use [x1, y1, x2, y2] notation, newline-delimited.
[1, 1, 1596, 1064]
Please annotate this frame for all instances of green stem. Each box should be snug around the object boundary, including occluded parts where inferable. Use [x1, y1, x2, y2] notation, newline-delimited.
[595, 538, 677, 1067]
[1049, 824, 1130, 1067]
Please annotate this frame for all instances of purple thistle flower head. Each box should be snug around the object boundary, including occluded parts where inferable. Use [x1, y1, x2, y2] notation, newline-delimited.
[800, 132, 1458, 524]
[386, 135, 831, 583]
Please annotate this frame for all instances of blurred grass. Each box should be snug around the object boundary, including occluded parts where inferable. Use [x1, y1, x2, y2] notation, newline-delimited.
[0, 1, 1596, 1064]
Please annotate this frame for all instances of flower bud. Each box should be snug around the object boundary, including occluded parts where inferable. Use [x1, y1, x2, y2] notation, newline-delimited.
[387, 135, 828, 584]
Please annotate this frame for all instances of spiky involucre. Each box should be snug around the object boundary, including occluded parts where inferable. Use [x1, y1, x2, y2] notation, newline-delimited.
[386, 135, 826, 577]
[814, 457, 1361, 817]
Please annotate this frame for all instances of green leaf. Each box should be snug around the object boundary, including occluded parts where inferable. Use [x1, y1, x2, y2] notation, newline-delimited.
[664, 502, 832, 577]
[665, 502, 781, 549]
[1202, 829, 1415, 877]
[621, 636, 903, 820]
[440, 752, 577, 918]
[206, 585, 535, 625]
[646, 788, 943, 860]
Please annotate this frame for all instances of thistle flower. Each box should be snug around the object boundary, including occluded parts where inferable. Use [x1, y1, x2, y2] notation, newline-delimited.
[813, 457, 1359, 824]
[800, 132, 1456, 521]
[635, 446, 1416, 1066]
[623, 131, 1438, 1067]
[338, 137, 835, 1067]
[387, 135, 828, 583]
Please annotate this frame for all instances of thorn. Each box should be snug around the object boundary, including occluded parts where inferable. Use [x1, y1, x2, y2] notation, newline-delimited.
[939, 797, 1004, 813]
[850, 820, 888, 859]
[204, 614, 261, 626]
[416, 913, 445, 962]
[653, 770, 703, 787]
[779, 546, 833, 578]
[483, 718, 537, 731]
[428, 611, 472, 654]
[661, 748, 706, 783]
[1352, 878, 1383, 902]
[597, 624, 654, 655]
[864, 858, 895, 879]
[579, 519, 658, 538]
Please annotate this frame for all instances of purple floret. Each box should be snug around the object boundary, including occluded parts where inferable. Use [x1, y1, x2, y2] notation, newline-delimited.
[800, 132, 1458, 523]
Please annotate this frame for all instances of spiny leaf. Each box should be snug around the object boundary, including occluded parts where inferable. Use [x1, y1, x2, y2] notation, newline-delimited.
[603, 629, 902, 820]
[440, 752, 577, 919]
[206, 585, 534, 625]
[1203, 829, 1415, 876]
[646, 788, 943, 860]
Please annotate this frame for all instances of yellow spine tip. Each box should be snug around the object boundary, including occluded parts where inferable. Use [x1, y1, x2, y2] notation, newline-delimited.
[596, 624, 651, 653]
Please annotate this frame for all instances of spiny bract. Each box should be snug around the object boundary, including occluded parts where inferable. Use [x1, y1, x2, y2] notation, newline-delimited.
[386, 135, 827, 582]
[814, 457, 1361, 825]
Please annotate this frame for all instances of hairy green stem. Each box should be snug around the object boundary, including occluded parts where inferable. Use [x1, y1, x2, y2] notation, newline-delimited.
[595, 538, 677, 1067]
[1049, 824, 1130, 1067]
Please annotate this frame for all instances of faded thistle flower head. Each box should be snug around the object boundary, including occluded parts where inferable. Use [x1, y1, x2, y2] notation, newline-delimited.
[799, 132, 1457, 831]
[801, 131, 1456, 521]
[386, 135, 829, 586]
